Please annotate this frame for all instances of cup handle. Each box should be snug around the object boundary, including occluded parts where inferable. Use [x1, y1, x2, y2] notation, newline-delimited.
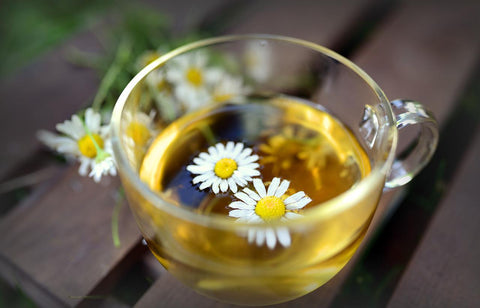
[384, 99, 439, 189]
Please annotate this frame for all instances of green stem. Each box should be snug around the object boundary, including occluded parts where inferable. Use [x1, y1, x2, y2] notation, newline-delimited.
[83, 124, 105, 157]
[91, 38, 132, 111]
[199, 123, 216, 146]
[112, 190, 124, 248]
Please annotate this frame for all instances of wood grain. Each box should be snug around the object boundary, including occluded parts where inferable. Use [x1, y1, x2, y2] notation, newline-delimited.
[0, 168, 139, 307]
[0, 1, 232, 306]
[387, 128, 480, 308]
[0, 0, 230, 182]
[0, 30, 101, 181]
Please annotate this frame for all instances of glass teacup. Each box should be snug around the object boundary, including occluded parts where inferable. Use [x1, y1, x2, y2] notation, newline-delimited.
[111, 35, 438, 306]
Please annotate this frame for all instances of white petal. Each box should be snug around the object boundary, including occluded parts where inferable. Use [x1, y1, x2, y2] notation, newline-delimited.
[234, 192, 256, 206]
[228, 178, 238, 193]
[229, 209, 254, 218]
[215, 143, 225, 156]
[284, 191, 306, 204]
[220, 179, 229, 192]
[199, 179, 213, 191]
[56, 118, 83, 140]
[207, 146, 219, 159]
[265, 228, 277, 249]
[238, 154, 259, 165]
[78, 158, 91, 176]
[231, 142, 244, 157]
[211, 178, 221, 194]
[237, 166, 260, 177]
[243, 188, 261, 201]
[228, 201, 255, 210]
[274, 179, 290, 198]
[165, 67, 183, 83]
[186, 164, 212, 174]
[247, 229, 256, 243]
[285, 212, 303, 220]
[255, 229, 266, 246]
[71, 115, 86, 137]
[56, 139, 79, 154]
[276, 228, 291, 247]
[199, 152, 216, 163]
[193, 157, 207, 165]
[239, 162, 260, 170]
[204, 68, 223, 84]
[226, 141, 234, 153]
[238, 148, 253, 159]
[247, 215, 262, 223]
[85, 108, 101, 133]
[286, 196, 312, 210]
[192, 172, 214, 184]
[232, 173, 248, 186]
[267, 177, 280, 196]
[253, 178, 266, 198]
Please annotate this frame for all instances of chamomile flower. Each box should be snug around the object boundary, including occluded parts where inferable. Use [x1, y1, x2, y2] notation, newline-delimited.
[166, 51, 222, 111]
[89, 146, 117, 182]
[37, 108, 115, 182]
[211, 73, 251, 104]
[228, 177, 312, 249]
[186, 142, 260, 194]
[244, 40, 272, 83]
[124, 110, 157, 148]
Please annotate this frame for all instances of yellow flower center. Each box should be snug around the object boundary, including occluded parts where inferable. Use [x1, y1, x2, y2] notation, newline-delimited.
[77, 134, 104, 158]
[213, 93, 234, 103]
[126, 121, 151, 146]
[255, 196, 286, 221]
[186, 67, 203, 87]
[214, 158, 237, 179]
[144, 51, 161, 66]
[156, 78, 168, 91]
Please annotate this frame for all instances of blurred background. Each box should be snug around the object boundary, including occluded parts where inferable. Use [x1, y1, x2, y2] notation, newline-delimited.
[0, 0, 479, 307]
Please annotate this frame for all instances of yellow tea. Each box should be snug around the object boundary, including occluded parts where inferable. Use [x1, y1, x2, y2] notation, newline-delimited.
[137, 96, 374, 305]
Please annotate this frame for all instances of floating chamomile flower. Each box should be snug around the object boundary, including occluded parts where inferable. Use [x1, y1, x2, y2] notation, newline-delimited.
[228, 177, 312, 249]
[37, 108, 116, 182]
[186, 142, 260, 194]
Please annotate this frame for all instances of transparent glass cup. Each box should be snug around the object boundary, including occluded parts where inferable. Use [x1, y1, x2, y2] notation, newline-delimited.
[111, 35, 438, 306]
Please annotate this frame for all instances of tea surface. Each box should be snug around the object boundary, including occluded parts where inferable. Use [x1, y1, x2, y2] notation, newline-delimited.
[140, 96, 370, 212]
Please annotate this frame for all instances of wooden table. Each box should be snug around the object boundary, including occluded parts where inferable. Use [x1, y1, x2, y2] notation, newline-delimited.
[1, 0, 479, 307]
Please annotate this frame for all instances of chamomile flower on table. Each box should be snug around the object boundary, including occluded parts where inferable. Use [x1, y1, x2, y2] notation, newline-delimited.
[228, 177, 312, 249]
[186, 142, 260, 194]
[211, 73, 251, 104]
[166, 51, 222, 111]
[243, 40, 273, 83]
[123, 110, 157, 148]
[37, 108, 116, 182]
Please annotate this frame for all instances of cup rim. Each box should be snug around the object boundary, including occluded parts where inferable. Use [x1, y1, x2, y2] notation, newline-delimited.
[111, 34, 397, 229]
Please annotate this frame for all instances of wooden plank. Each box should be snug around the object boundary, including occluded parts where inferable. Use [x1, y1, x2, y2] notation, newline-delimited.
[353, 0, 480, 126]
[224, 0, 374, 47]
[137, 1, 480, 307]
[0, 1, 244, 307]
[0, 168, 139, 307]
[0, 30, 101, 181]
[0, 0, 229, 182]
[387, 128, 480, 308]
